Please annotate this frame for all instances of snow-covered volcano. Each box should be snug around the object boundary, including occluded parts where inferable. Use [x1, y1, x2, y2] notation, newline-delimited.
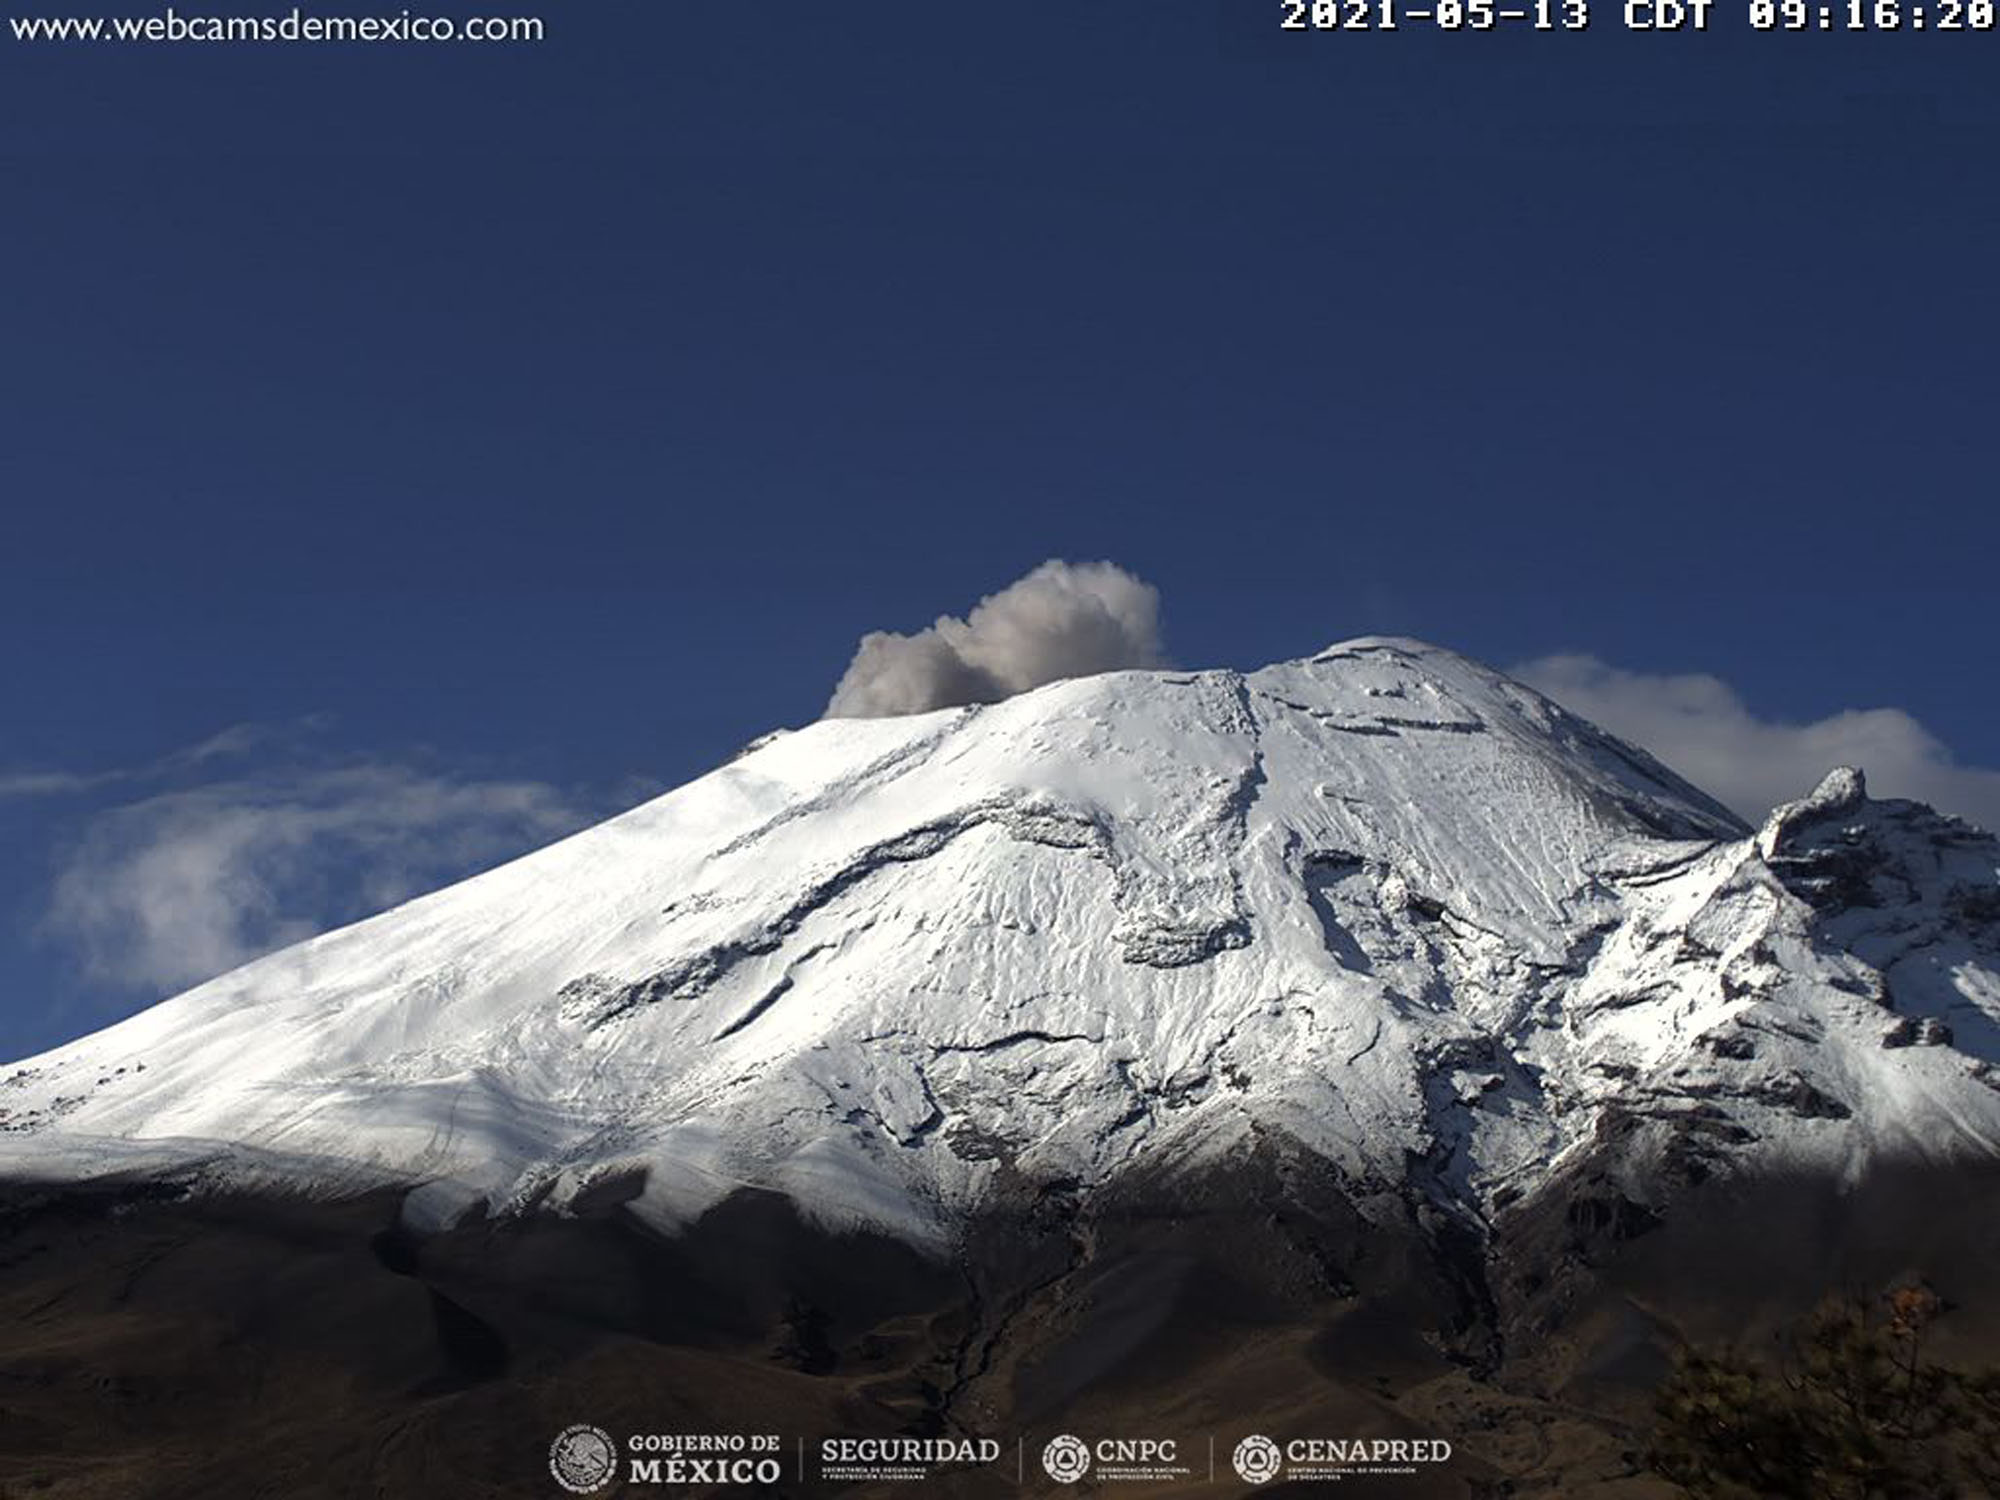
[5, 638, 1998, 1247]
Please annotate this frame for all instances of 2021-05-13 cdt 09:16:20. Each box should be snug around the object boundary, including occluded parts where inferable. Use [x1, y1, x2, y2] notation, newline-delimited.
[1281, 0, 1998, 28]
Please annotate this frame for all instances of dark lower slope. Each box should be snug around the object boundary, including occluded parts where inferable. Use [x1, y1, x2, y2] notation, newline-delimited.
[1, 1147, 1996, 1499]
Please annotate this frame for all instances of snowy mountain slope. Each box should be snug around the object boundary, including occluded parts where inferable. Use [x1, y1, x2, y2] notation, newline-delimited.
[3, 638, 1997, 1250]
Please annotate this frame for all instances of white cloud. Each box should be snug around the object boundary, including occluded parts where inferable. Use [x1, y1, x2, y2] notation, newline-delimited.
[0, 770, 103, 799]
[0, 720, 309, 803]
[826, 559, 1168, 718]
[1514, 654, 2000, 834]
[44, 761, 594, 994]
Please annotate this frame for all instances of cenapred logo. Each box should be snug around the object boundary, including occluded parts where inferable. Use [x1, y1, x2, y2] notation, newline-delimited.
[1042, 1434, 1091, 1483]
[549, 1424, 618, 1494]
[1232, 1434, 1282, 1485]
[1231, 1432, 1453, 1484]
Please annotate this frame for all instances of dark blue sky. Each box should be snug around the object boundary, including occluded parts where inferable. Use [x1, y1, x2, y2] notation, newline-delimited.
[3, 3, 1995, 1058]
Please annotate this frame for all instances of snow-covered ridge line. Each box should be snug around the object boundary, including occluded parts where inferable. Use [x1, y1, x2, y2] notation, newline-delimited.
[2, 639, 1995, 1250]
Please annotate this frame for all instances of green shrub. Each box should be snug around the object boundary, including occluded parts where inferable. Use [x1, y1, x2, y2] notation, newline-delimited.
[1651, 1287, 2000, 1498]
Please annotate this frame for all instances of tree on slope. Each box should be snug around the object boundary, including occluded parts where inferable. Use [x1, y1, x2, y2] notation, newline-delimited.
[1651, 1286, 2000, 1498]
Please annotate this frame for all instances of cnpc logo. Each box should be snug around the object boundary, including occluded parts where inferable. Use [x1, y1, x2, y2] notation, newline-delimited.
[1041, 1435, 1091, 1483]
[1040, 1434, 1181, 1483]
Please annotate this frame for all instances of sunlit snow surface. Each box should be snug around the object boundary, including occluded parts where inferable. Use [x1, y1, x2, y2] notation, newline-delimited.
[4, 639, 1997, 1247]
